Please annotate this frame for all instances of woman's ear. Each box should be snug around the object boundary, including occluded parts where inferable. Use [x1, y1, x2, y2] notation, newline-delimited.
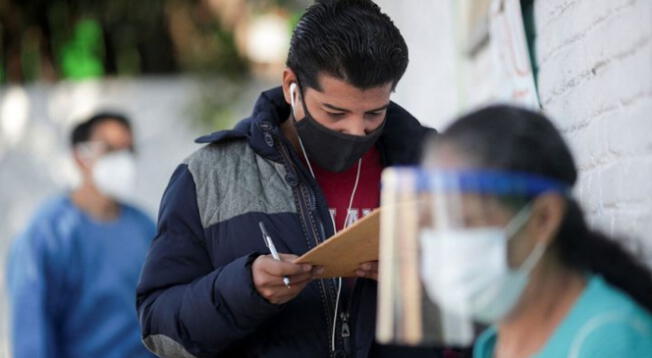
[530, 193, 567, 246]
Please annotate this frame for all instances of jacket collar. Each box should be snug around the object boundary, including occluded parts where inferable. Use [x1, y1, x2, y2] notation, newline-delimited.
[195, 86, 434, 166]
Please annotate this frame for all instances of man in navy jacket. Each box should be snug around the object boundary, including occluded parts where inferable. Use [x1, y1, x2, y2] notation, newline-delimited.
[137, 1, 451, 357]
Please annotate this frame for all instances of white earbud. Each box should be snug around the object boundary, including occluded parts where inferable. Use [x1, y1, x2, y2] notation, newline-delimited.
[290, 82, 298, 118]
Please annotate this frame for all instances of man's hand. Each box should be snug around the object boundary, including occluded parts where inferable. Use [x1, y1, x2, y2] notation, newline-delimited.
[252, 253, 323, 305]
[355, 261, 378, 280]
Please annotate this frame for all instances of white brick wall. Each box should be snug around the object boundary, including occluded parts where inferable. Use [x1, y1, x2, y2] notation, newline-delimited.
[378, 0, 652, 265]
[533, 0, 652, 264]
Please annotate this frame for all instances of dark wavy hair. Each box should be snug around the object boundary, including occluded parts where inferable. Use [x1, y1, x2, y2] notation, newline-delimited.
[435, 104, 652, 312]
[70, 111, 131, 148]
[286, 0, 408, 91]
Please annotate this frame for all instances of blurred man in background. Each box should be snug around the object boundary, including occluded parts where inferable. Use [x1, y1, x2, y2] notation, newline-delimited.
[6, 113, 156, 358]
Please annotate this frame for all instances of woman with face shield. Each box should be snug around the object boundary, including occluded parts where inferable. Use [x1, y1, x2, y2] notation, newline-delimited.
[410, 105, 652, 358]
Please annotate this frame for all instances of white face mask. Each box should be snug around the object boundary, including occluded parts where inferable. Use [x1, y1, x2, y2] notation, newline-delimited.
[92, 150, 137, 202]
[420, 205, 546, 324]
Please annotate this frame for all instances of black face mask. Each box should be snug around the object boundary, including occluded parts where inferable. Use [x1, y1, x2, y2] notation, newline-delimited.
[292, 89, 386, 173]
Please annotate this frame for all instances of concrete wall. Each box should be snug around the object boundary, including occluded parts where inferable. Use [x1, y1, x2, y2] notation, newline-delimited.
[377, 0, 652, 266]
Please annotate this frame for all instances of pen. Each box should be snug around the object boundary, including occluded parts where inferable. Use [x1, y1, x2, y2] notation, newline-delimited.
[259, 222, 291, 288]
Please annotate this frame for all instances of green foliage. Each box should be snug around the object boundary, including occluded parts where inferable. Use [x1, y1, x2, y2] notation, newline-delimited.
[1, 0, 307, 83]
[59, 19, 105, 80]
[21, 30, 42, 81]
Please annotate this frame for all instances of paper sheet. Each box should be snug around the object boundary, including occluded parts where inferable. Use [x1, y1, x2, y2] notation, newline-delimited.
[294, 209, 380, 278]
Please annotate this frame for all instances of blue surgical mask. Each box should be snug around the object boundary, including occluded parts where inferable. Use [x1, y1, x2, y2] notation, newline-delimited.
[420, 204, 546, 324]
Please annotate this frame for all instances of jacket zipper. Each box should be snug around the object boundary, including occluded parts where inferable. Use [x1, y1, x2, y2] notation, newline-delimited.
[282, 143, 374, 356]
[341, 311, 351, 355]
[275, 138, 339, 356]
[340, 278, 359, 356]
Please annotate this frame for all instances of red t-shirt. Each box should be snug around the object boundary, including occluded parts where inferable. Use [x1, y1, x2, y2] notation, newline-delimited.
[305, 146, 383, 233]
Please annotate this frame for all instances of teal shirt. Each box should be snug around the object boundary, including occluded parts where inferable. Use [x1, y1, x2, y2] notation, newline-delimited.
[474, 275, 652, 358]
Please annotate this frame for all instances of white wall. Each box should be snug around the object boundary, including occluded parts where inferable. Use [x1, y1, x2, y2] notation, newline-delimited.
[533, 0, 652, 261]
[377, 0, 652, 265]
[375, 0, 460, 131]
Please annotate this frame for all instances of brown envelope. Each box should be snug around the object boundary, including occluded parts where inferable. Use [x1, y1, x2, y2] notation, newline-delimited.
[293, 208, 380, 278]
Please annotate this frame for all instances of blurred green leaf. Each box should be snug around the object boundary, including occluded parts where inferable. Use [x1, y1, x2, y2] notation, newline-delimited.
[60, 18, 104, 80]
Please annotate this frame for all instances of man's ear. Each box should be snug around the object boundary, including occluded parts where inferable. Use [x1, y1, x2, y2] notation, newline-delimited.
[530, 193, 567, 246]
[73, 149, 92, 176]
[282, 68, 297, 106]
[282, 68, 304, 119]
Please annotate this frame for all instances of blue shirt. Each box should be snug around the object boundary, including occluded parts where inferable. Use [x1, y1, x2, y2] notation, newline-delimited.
[474, 275, 652, 358]
[6, 195, 156, 358]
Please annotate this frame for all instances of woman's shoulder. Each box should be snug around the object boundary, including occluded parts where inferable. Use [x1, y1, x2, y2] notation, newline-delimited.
[473, 327, 498, 358]
[567, 275, 652, 357]
[580, 275, 650, 317]
[569, 310, 652, 357]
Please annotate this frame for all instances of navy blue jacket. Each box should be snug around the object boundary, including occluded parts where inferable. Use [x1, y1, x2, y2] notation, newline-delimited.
[136, 87, 443, 358]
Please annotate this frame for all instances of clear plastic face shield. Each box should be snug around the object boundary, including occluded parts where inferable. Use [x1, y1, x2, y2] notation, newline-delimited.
[376, 167, 568, 347]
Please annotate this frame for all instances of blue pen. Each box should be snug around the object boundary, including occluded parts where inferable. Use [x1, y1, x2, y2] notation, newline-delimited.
[259, 222, 291, 287]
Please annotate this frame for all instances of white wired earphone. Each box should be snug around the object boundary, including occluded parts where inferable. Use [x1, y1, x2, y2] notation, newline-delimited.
[291, 82, 362, 352]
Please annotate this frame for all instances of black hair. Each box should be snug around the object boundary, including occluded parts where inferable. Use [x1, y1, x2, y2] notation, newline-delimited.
[70, 112, 132, 148]
[435, 104, 652, 312]
[286, 0, 408, 91]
